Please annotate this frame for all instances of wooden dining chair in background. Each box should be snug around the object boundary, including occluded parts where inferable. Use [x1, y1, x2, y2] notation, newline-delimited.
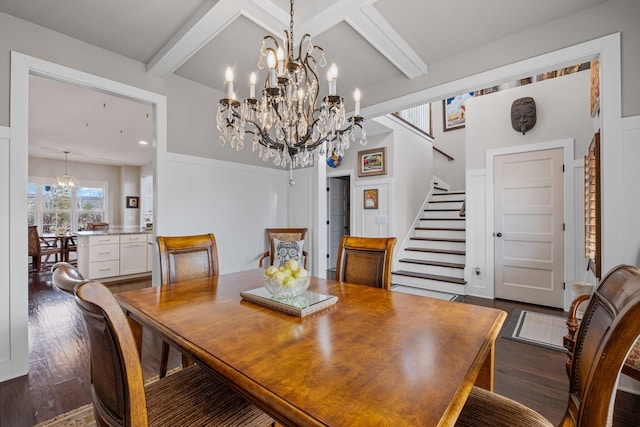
[454, 264, 640, 427]
[74, 280, 273, 427]
[28, 225, 62, 272]
[156, 233, 219, 378]
[87, 222, 109, 231]
[64, 235, 78, 265]
[335, 236, 397, 290]
[259, 227, 308, 269]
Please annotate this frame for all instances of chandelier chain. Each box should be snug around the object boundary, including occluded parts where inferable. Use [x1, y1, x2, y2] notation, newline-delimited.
[289, 0, 294, 51]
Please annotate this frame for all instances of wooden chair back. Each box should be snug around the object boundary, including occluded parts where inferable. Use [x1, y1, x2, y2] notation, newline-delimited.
[565, 264, 640, 426]
[259, 227, 308, 269]
[87, 222, 109, 231]
[51, 262, 85, 294]
[28, 225, 40, 259]
[335, 236, 397, 290]
[156, 233, 219, 285]
[28, 225, 62, 271]
[74, 280, 149, 426]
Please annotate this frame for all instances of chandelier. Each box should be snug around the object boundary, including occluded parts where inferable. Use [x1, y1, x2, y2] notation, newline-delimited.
[216, 0, 366, 185]
[51, 151, 79, 196]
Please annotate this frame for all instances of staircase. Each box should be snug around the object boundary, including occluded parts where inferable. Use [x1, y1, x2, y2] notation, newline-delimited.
[392, 191, 467, 295]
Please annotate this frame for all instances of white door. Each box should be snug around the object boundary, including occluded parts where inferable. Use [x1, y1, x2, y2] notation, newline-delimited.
[327, 177, 349, 270]
[494, 148, 564, 308]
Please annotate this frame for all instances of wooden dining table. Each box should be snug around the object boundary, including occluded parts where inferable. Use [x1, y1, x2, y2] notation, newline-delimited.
[115, 269, 506, 426]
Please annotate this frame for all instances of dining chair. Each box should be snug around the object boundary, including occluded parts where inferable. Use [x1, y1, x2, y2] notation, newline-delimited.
[259, 227, 308, 269]
[156, 233, 218, 378]
[64, 235, 78, 264]
[74, 280, 273, 427]
[87, 222, 110, 231]
[28, 225, 62, 272]
[564, 286, 640, 387]
[455, 264, 640, 427]
[335, 236, 397, 290]
[51, 262, 85, 294]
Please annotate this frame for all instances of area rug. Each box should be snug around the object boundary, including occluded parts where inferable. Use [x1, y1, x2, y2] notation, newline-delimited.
[391, 285, 464, 301]
[34, 403, 95, 427]
[34, 368, 181, 426]
[502, 308, 567, 352]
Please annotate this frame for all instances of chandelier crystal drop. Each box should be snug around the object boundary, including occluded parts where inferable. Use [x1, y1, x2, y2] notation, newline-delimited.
[216, 0, 366, 185]
[51, 151, 79, 196]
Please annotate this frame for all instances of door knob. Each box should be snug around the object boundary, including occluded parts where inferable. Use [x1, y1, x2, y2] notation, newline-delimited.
[495, 232, 503, 237]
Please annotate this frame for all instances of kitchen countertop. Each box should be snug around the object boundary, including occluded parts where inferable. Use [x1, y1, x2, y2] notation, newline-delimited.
[77, 229, 152, 236]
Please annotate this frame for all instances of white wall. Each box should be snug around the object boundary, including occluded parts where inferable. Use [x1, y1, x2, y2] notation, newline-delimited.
[467, 72, 593, 169]
[430, 100, 466, 190]
[465, 69, 593, 300]
[0, 128, 14, 381]
[160, 153, 290, 274]
[376, 115, 432, 250]
[620, 116, 640, 267]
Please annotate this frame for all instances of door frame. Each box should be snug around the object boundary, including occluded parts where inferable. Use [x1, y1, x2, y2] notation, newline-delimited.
[485, 139, 575, 302]
[327, 169, 356, 266]
[8, 52, 167, 379]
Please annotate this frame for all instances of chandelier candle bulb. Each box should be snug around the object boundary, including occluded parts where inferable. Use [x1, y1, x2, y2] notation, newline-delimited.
[327, 64, 338, 95]
[249, 72, 257, 98]
[276, 47, 284, 75]
[354, 88, 361, 116]
[225, 67, 234, 98]
[267, 52, 277, 88]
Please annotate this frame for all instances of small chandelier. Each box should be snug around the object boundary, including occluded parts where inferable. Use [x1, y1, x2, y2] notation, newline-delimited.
[216, 0, 366, 185]
[51, 151, 79, 196]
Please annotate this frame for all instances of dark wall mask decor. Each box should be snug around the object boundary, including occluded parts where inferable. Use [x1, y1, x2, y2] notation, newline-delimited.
[511, 97, 537, 135]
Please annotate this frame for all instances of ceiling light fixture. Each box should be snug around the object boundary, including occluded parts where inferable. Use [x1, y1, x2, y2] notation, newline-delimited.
[51, 151, 79, 196]
[216, 0, 366, 186]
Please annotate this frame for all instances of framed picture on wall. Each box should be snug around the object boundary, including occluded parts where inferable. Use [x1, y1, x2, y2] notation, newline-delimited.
[443, 92, 475, 131]
[363, 189, 378, 209]
[358, 147, 386, 177]
[126, 196, 139, 209]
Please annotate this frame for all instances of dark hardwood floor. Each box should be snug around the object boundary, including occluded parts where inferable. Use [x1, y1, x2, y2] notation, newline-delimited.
[1, 272, 638, 426]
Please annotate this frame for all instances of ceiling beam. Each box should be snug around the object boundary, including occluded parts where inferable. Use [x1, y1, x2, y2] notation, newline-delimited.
[348, 4, 427, 79]
[146, 0, 285, 77]
[147, 0, 426, 80]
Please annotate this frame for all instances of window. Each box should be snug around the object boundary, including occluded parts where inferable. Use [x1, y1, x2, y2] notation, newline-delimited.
[584, 132, 600, 279]
[42, 187, 72, 232]
[28, 177, 107, 233]
[76, 186, 105, 231]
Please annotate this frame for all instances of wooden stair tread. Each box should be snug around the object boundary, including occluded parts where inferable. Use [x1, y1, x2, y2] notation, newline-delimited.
[393, 270, 466, 285]
[415, 227, 465, 232]
[399, 258, 464, 269]
[429, 199, 465, 203]
[434, 191, 465, 195]
[424, 208, 461, 212]
[406, 247, 465, 255]
[410, 237, 465, 243]
[420, 217, 465, 221]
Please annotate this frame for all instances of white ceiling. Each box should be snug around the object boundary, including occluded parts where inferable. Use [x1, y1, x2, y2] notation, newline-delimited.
[0, 0, 608, 165]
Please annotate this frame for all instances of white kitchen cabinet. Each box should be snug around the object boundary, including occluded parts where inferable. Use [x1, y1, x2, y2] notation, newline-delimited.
[147, 233, 154, 272]
[78, 234, 120, 279]
[78, 232, 152, 280]
[120, 234, 148, 275]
